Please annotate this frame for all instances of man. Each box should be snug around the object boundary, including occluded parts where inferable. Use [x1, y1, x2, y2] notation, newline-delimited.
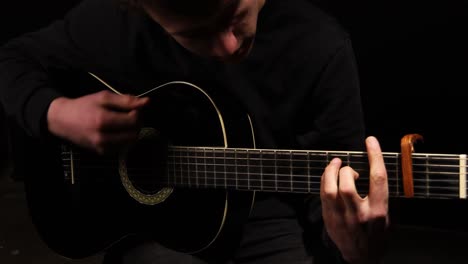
[0, 0, 389, 263]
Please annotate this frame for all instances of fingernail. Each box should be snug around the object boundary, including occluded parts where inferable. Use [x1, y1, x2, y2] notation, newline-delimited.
[366, 136, 377, 144]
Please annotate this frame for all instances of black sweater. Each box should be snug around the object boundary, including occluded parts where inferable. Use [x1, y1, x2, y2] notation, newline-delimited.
[0, 0, 365, 261]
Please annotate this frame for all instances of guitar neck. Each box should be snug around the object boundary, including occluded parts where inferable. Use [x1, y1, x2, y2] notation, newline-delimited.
[167, 146, 468, 199]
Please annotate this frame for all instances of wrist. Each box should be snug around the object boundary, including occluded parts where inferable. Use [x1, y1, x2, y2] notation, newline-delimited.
[47, 97, 71, 138]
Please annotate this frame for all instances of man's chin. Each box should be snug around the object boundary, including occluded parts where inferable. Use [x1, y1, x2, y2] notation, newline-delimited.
[216, 42, 253, 63]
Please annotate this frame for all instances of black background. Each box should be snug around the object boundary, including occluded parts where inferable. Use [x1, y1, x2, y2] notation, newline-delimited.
[1, 0, 468, 263]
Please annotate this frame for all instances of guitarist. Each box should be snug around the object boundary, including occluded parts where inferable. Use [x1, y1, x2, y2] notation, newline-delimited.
[0, 0, 389, 263]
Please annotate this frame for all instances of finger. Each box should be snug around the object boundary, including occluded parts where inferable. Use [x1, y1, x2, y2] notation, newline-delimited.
[338, 166, 362, 212]
[321, 158, 342, 204]
[97, 109, 142, 132]
[98, 91, 150, 111]
[366, 136, 389, 208]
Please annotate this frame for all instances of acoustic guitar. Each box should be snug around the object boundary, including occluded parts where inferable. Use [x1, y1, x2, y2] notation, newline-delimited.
[12, 71, 468, 259]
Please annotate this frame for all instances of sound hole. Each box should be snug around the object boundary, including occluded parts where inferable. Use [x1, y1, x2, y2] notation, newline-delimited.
[125, 130, 168, 194]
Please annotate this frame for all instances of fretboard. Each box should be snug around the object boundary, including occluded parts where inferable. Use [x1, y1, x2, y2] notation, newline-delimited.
[166, 146, 468, 199]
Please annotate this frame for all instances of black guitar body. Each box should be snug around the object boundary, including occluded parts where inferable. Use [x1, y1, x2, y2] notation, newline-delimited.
[14, 72, 256, 259]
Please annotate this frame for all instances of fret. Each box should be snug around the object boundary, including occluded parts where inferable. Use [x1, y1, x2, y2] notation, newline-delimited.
[203, 148, 208, 188]
[260, 150, 263, 191]
[174, 148, 180, 186]
[307, 152, 311, 193]
[213, 149, 226, 188]
[224, 149, 237, 190]
[186, 149, 192, 188]
[289, 151, 293, 192]
[235, 149, 249, 191]
[276, 150, 292, 192]
[248, 150, 261, 191]
[424, 154, 429, 197]
[223, 149, 227, 189]
[247, 150, 250, 190]
[395, 154, 400, 197]
[204, 149, 215, 189]
[307, 151, 330, 191]
[275, 151, 278, 192]
[379, 153, 400, 197]
[168, 148, 176, 186]
[194, 148, 203, 188]
[204, 148, 214, 188]
[260, 150, 276, 192]
[172, 148, 177, 187]
[235, 149, 239, 190]
[179, 148, 184, 186]
[291, 152, 308, 193]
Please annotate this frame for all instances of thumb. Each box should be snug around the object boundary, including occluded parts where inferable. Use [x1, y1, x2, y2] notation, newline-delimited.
[101, 92, 150, 111]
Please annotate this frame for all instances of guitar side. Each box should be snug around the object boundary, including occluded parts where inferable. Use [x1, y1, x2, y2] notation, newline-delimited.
[13, 73, 256, 259]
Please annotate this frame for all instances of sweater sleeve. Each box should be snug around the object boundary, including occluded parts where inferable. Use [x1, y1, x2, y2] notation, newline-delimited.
[0, 0, 124, 140]
[0, 29, 67, 140]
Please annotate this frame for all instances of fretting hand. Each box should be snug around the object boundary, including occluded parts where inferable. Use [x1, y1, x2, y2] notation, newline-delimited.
[320, 136, 389, 264]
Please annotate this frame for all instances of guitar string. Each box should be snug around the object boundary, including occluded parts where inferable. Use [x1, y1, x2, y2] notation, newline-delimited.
[59, 168, 462, 192]
[59, 156, 464, 172]
[60, 152, 465, 166]
[60, 146, 463, 157]
[54, 179, 460, 198]
[59, 163, 460, 196]
[56, 171, 458, 194]
[59, 161, 464, 179]
[59, 159, 460, 182]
